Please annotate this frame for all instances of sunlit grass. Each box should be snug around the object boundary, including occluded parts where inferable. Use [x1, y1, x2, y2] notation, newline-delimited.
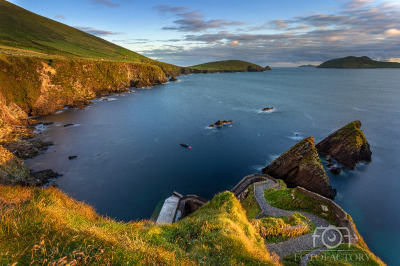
[0, 185, 277, 265]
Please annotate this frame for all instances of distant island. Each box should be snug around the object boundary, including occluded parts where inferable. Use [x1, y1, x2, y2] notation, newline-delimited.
[188, 60, 267, 72]
[298, 64, 317, 67]
[318, 56, 400, 68]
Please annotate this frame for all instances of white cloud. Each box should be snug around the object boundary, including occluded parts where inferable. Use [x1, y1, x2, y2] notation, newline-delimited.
[383, 28, 400, 36]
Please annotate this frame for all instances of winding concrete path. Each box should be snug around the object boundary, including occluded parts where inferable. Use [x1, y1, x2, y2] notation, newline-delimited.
[253, 181, 340, 262]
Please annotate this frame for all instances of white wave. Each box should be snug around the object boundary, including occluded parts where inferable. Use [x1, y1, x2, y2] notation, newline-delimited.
[251, 165, 264, 172]
[353, 107, 366, 111]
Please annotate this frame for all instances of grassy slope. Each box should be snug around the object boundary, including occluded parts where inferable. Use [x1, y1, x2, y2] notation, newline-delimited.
[0, 186, 275, 266]
[317, 56, 400, 68]
[0, 0, 181, 76]
[240, 185, 262, 219]
[189, 60, 264, 71]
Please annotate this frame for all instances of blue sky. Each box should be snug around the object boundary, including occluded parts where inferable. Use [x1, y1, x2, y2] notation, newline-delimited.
[7, 0, 400, 66]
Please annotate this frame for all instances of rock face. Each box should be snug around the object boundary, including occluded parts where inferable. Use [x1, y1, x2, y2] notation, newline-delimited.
[262, 137, 336, 199]
[315, 121, 371, 170]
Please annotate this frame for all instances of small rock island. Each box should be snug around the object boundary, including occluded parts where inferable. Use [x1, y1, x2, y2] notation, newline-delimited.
[209, 120, 233, 128]
[262, 107, 274, 111]
[262, 136, 337, 199]
[316, 120, 372, 170]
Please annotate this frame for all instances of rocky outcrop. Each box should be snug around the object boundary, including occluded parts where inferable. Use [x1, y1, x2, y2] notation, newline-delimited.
[209, 120, 233, 127]
[265, 66, 272, 70]
[2, 139, 53, 159]
[262, 137, 336, 199]
[169, 76, 179, 82]
[315, 121, 372, 170]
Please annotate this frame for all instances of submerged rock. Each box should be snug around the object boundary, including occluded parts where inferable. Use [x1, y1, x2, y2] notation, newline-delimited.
[316, 121, 372, 170]
[262, 137, 336, 199]
[64, 124, 74, 127]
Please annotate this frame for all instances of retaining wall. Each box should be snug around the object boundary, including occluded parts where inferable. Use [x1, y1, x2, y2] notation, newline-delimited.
[296, 187, 359, 244]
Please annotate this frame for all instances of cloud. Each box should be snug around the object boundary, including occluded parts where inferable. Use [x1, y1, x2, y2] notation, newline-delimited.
[74, 26, 123, 36]
[154, 6, 245, 32]
[55, 15, 66, 19]
[92, 0, 119, 7]
[384, 29, 400, 36]
[145, 0, 400, 66]
[154, 5, 189, 14]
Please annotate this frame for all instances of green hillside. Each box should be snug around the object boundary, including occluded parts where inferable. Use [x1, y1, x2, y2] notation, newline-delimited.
[189, 60, 265, 72]
[318, 56, 400, 68]
[0, 0, 182, 75]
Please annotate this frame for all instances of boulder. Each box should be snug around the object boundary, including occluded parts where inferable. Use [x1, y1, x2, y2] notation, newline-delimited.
[316, 121, 372, 170]
[330, 167, 341, 175]
[262, 137, 336, 199]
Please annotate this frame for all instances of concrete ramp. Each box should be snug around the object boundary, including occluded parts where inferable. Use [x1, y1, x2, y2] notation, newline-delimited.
[156, 192, 182, 224]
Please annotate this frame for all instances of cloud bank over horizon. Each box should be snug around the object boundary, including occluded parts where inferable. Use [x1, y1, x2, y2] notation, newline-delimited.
[136, 0, 400, 66]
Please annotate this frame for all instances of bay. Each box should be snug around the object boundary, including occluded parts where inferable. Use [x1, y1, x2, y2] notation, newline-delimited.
[26, 68, 400, 265]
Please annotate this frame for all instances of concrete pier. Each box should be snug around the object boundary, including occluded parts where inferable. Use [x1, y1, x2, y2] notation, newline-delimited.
[156, 192, 182, 224]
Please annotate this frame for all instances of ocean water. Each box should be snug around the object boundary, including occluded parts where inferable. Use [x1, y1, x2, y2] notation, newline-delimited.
[26, 68, 400, 265]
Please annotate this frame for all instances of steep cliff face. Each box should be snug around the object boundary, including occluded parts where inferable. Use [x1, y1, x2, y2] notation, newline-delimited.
[262, 137, 336, 199]
[0, 55, 167, 116]
[316, 121, 372, 170]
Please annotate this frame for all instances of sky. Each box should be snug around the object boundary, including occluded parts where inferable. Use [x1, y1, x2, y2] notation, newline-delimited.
[6, 0, 400, 66]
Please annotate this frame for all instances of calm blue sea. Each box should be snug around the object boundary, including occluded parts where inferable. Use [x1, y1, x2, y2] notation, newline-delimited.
[26, 68, 400, 265]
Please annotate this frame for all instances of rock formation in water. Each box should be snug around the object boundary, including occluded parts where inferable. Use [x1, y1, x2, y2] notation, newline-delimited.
[262, 137, 336, 199]
[262, 107, 274, 111]
[315, 121, 371, 170]
[209, 120, 233, 127]
[169, 76, 179, 82]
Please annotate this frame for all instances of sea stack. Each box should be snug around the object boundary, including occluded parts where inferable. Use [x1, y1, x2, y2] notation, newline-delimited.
[262, 137, 336, 199]
[316, 121, 371, 170]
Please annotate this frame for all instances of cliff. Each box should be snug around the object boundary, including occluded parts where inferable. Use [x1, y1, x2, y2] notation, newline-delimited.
[262, 137, 336, 199]
[0, 55, 167, 117]
[316, 121, 372, 170]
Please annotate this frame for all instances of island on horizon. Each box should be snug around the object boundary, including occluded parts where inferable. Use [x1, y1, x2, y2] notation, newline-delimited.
[318, 56, 400, 69]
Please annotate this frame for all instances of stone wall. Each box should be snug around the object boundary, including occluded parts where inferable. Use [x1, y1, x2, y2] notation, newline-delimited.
[231, 174, 276, 197]
[175, 195, 208, 222]
[296, 187, 359, 244]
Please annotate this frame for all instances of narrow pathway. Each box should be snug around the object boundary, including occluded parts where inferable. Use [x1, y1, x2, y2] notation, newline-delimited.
[253, 181, 340, 261]
[300, 247, 327, 266]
